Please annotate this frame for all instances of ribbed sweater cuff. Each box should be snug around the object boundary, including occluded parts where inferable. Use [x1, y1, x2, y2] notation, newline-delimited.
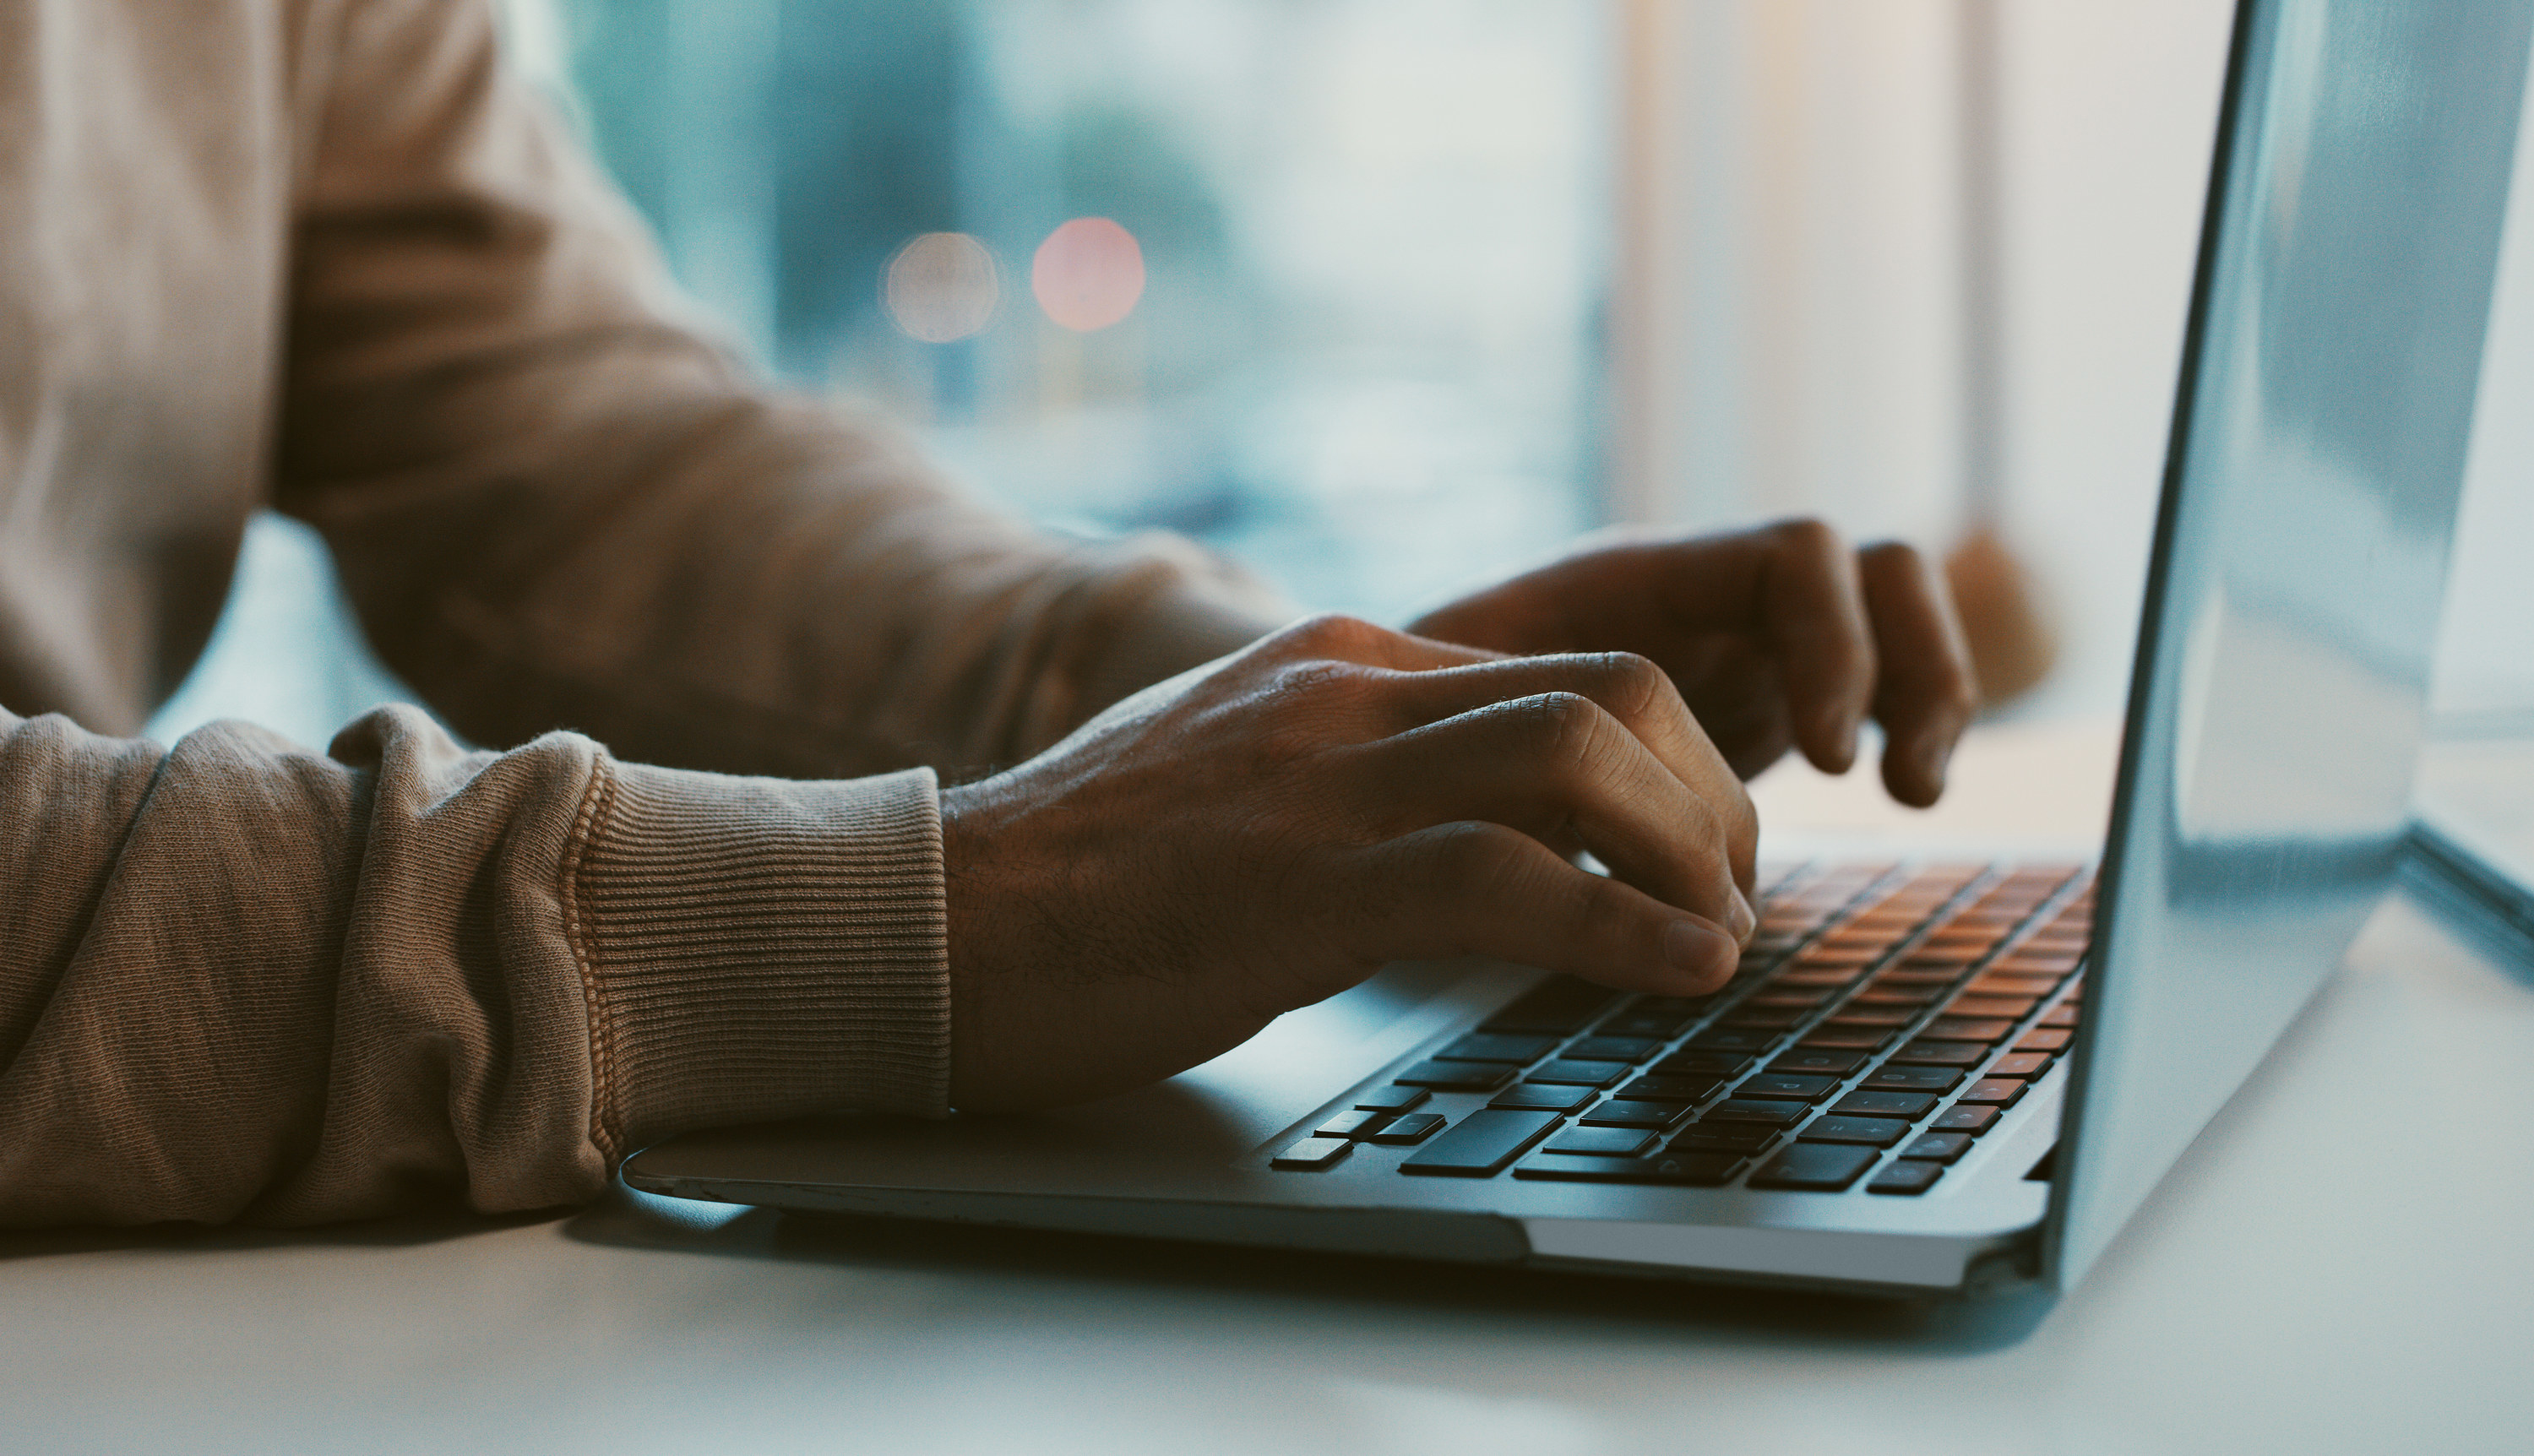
[562, 759, 949, 1159]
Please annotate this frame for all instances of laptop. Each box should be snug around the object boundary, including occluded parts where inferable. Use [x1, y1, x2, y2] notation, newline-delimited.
[627, 0, 2532, 1297]
[2407, 725, 2534, 965]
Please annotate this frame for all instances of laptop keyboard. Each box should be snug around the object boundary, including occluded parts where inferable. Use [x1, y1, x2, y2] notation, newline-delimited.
[1270, 860, 2093, 1195]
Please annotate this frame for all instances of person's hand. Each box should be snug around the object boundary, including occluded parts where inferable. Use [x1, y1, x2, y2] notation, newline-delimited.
[1406, 519, 1978, 807]
[941, 614, 1759, 1111]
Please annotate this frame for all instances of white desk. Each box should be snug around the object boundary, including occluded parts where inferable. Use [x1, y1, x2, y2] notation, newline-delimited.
[4, 730, 2530, 1455]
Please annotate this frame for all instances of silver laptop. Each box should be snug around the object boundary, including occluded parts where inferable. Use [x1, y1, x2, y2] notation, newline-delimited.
[2408, 725, 2534, 963]
[628, 0, 2531, 1297]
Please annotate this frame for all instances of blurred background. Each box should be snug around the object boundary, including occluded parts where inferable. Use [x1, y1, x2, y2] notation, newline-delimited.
[150, 0, 2533, 784]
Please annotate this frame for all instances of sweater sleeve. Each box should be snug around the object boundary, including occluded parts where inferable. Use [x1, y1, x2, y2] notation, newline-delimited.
[0, 704, 945, 1229]
[271, 0, 1289, 783]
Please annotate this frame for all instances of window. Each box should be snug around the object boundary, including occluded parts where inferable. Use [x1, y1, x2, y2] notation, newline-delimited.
[536, 0, 1609, 622]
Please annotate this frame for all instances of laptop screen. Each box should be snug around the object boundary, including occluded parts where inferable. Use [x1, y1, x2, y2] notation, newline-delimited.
[2053, 0, 2534, 1289]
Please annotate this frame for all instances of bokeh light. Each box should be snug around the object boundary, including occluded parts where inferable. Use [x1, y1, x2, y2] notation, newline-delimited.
[883, 231, 1000, 343]
[1030, 217, 1145, 332]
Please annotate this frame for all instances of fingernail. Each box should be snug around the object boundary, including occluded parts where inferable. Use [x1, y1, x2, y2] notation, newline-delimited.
[1728, 887, 1757, 943]
[1664, 917, 1738, 985]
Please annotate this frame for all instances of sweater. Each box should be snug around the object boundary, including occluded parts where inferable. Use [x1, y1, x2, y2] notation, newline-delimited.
[0, 0, 1281, 1226]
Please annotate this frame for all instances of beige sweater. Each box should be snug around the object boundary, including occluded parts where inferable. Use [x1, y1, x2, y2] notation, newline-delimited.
[0, 0, 1281, 1226]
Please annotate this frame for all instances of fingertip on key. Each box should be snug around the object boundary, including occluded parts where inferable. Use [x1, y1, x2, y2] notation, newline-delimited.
[1728, 886, 1757, 944]
[1664, 916, 1739, 991]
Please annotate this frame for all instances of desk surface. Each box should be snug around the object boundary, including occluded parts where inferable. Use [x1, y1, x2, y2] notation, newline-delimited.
[3, 728, 2529, 1455]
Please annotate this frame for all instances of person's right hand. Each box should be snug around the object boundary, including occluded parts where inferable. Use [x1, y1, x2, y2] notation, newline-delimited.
[939, 613, 1759, 1111]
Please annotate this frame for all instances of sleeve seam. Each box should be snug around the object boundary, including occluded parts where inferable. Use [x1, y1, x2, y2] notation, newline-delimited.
[557, 752, 625, 1161]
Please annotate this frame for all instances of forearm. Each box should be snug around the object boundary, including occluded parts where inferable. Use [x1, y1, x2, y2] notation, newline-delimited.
[274, 0, 1288, 782]
[0, 704, 947, 1229]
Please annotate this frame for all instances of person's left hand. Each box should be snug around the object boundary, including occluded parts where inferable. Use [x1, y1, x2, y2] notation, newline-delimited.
[1406, 519, 1978, 807]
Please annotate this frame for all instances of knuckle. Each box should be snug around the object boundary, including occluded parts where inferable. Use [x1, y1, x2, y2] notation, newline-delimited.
[1770, 515, 1843, 559]
[1553, 870, 1630, 947]
[1859, 538, 1923, 574]
[1282, 611, 1382, 655]
[1430, 821, 1532, 889]
[1726, 786, 1761, 853]
[1514, 691, 1606, 769]
[1936, 671, 1981, 721]
[1583, 650, 1670, 717]
[1269, 658, 1373, 704]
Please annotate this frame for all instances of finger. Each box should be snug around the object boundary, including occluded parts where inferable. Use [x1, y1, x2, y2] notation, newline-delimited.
[1363, 651, 1754, 848]
[1856, 541, 1979, 807]
[1351, 690, 1756, 933]
[1336, 822, 1743, 994]
[1756, 519, 1877, 774]
[1670, 639, 1797, 780]
[1253, 612, 1504, 673]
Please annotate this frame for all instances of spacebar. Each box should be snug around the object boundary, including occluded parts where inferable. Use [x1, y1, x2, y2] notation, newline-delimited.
[1399, 1110, 1560, 1176]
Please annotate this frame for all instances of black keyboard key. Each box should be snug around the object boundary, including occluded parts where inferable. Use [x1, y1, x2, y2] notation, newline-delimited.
[1700, 1097, 1810, 1127]
[1956, 1077, 2027, 1106]
[1987, 1051, 2052, 1079]
[1394, 1059, 1514, 1091]
[1652, 1051, 1754, 1078]
[1862, 1064, 1965, 1093]
[1768, 1048, 1870, 1077]
[1969, 972, 2061, 997]
[1315, 1109, 1390, 1139]
[1850, 987, 1940, 1008]
[2016, 1028, 2075, 1053]
[1488, 1083, 1599, 1112]
[1543, 1126, 1659, 1156]
[1830, 1090, 1938, 1120]
[1921, 1017, 2016, 1044]
[1797, 1115, 1909, 1147]
[1400, 1109, 1562, 1176]
[1434, 1032, 1558, 1064]
[1482, 977, 1623, 1034]
[1747, 1143, 1879, 1191]
[1525, 1059, 1628, 1087]
[1824, 1007, 1915, 1026]
[1512, 1151, 1743, 1185]
[1271, 1137, 1352, 1171]
[2038, 1002, 2081, 1028]
[1670, 1123, 1782, 1155]
[1684, 1027, 1782, 1053]
[1932, 1104, 2001, 1134]
[1580, 1100, 1691, 1129]
[1868, 1160, 1944, 1195]
[1890, 1040, 1989, 1068]
[1899, 1132, 1973, 1163]
[1367, 1111, 1446, 1145]
[1598, 1013, 1694, 1040]
[1619, 1074, 1724, 1104]
[1353, 1084, 1430, 1113]
[1796, 1027, 1894, 1051]
[1718, 1007, 1806, 1030]
[1562, 1035, 1663, 1063]
[1736, 1073, 1839, 1102]
[1948, 993, 2039, 1019]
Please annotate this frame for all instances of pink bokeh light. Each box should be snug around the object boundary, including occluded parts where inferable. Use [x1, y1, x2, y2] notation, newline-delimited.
[1030, 217, 1145, 332]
